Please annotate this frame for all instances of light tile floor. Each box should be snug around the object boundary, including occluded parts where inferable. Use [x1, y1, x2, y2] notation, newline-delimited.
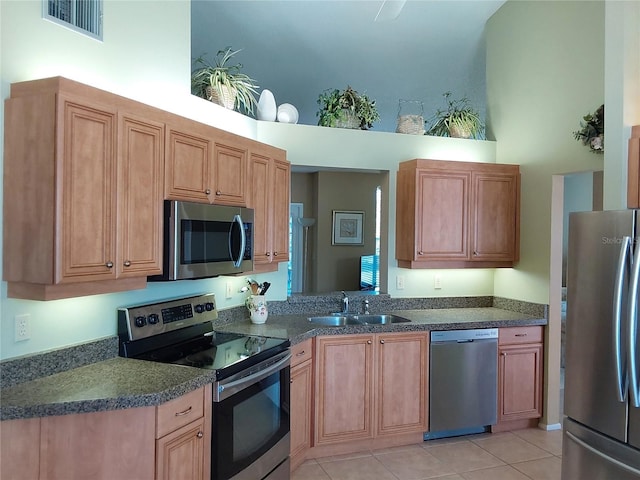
[292, 428, 563, 480]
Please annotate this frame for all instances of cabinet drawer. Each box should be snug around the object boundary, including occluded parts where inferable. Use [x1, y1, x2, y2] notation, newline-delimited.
[499, 326, 543, 345]
[157, 387, 204, 438]
[291, 338, 313, 368]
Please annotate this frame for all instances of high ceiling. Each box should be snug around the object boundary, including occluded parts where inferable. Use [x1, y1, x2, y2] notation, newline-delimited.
[191, 1, 505, 134]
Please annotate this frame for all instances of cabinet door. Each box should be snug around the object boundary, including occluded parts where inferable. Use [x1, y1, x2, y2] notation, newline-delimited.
[416, 169, 470, 261]
[58, 96, 118, 283]
[212, 141, 248, 206]
[156, 418, 206, 480]
[290, 359, 313, 467]
[498, 343, 543, 422]
[0, 418, 40, 480]
[117, 113, 164, 277]
[375, 332, 429, 436]
[271, 156, 291, 263]
[471, 171, 518, 261]
[250, 153, 273, 265]
[165, 124, 211, 203]
[40, 406, 156, 479]
[315, 335, 374, 445]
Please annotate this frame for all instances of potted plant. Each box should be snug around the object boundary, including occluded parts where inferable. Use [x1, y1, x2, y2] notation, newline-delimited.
[316, 86, 380, 130]
[191, 47, 259, 116]
[425, 92, 484, 139]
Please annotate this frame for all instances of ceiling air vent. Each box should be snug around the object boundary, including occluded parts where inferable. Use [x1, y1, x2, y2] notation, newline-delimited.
[43, 0, 103, 40]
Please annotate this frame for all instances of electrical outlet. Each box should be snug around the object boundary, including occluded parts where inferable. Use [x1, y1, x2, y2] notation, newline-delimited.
[15, 314, 31, 342]
[396, 275, 405, 290]
[225, 282, 233, 299]
[434, 274, 442, 290]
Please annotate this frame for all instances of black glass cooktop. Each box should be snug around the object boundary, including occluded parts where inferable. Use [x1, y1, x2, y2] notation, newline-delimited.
[136, 331, 289, 380]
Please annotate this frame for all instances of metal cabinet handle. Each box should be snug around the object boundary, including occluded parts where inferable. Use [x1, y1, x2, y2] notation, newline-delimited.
[197, 431, 203, 438]
[175, 406, 193, 417]
[106, 261, 114, 268]
[123, 260, 131, 267]
[296, 351, 306, 357]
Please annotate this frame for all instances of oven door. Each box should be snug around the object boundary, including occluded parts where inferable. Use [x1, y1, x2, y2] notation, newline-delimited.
[212, 352, 291, 480]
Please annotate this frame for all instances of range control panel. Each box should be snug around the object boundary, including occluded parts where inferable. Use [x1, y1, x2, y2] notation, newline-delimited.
[118, 293, 218, 341]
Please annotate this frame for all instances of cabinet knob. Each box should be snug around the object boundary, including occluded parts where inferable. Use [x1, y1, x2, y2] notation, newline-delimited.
[367, 340, 372, 345]
[197, 431, 203, 438]
[290, 379, 294, 384]
[216, 190, 222, 196]
[380, 339, 385, 344]
[273, 252, 279, 257]
[205, 188, 211, 195]
[418, 251, 424, 256]
[266, 252, 271, 257]
[106, 261, 114, 269]
[123, 260, 131, 267]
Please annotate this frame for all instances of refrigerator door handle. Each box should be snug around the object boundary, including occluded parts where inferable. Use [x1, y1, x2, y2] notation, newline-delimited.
[566, 431, 640, 476]
[614, 236, 631, 402]
[628, 237, 640, 408]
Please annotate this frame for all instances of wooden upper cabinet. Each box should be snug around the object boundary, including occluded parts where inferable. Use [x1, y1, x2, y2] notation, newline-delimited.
[396, 159, 520, 268]
[627, 125, 640, 208]
[248, 144, 290, 271]
[117, 113, 164, 278]
[165, 118, 248, 206]
[3, 77, 163, 299]
[212, 139, 249, 206]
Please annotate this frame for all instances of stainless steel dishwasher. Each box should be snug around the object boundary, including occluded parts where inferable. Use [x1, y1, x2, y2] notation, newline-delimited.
[425, 328, 498, 440]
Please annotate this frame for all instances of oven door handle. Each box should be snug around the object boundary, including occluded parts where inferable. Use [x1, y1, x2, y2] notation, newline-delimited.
[216, 352, 291, 401]
[230, 214, 246, 268]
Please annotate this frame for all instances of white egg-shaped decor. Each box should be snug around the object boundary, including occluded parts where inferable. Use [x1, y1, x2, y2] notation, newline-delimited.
[256, 89, 277, 121]
[277, 103, 299, 124]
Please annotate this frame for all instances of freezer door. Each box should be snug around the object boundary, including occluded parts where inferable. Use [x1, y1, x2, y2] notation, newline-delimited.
[562, 418, 640, 480]
[566, 210, 634, 442]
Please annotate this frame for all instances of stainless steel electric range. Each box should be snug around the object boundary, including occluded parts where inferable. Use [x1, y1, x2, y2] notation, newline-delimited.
[118, 293, 291, 480]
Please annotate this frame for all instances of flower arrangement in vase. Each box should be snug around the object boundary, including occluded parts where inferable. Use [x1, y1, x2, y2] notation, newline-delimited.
[573, 104, 604, 153]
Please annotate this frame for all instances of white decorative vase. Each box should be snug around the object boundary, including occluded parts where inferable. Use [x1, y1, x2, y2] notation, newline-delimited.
[246, 295, 268, 324]
[257, 89, 277, 121]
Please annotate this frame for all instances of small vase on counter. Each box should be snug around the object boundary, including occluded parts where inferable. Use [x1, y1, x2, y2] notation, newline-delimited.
[246, 295, 268, 324]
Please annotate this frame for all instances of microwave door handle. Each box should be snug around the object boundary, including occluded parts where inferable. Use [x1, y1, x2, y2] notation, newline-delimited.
[614, 236, 631, 402]
[231, 214, 245, 268]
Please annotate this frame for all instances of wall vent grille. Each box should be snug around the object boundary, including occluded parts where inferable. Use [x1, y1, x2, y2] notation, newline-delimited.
[44, 0, 102, 40]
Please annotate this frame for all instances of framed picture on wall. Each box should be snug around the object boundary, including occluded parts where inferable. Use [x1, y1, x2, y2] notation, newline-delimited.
[332, 210, 364, 245]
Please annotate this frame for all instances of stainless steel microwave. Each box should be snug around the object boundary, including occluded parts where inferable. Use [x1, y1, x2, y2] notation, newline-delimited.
[150, 200, 254, 281]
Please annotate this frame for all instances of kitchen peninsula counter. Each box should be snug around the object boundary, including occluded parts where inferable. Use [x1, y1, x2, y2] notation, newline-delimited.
[1, 304, 546, 421]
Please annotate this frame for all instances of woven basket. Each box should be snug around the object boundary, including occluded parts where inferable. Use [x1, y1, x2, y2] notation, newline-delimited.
[205, 85, 237, 110]
[335, 109, 360, 129]
[396, 115, 425, 135]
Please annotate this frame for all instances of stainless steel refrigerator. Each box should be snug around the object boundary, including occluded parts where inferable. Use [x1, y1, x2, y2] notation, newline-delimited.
[563, 210, 640, 479]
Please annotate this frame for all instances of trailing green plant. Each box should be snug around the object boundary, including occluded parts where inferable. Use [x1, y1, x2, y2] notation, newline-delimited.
[316, 86, 380, 130]
[191, 47, 259, 115]
[425, 92, 484, 139]
[573, 104, 604, 153]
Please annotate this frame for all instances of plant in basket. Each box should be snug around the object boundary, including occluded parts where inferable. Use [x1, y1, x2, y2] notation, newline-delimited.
[425, 92, 484, 139]
[191, 47, 259, 116]
[316, 86, 380, 130]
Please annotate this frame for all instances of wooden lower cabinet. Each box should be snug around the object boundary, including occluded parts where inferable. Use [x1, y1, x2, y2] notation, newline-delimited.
[314, 332, 428, 448]
[494, 326, 544, 431]
[290, 339, 314, 470]
[0, 386, 211, 480]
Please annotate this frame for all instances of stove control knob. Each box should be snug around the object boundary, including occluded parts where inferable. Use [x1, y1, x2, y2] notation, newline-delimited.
[195, 304, 205, 314]
[148, 313, 159, 325]
[134, 316, 147, 328]
[205, 302, 215, 311]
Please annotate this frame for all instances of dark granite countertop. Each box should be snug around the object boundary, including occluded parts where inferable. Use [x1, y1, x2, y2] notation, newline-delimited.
[0, 357, 215, 421]
[214, 307, 547, 344]
[1, 305, 546, 421]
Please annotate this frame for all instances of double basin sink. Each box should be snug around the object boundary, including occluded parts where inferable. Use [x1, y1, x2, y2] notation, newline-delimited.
[308, 313, 410, 327]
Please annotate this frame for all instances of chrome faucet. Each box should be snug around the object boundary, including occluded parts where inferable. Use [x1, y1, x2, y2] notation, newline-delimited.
[341, 291, 349, 314]
[363, 299, 370, 314]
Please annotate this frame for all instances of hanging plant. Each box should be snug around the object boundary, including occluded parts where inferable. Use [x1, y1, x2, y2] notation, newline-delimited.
[573, 104, 604, 154]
